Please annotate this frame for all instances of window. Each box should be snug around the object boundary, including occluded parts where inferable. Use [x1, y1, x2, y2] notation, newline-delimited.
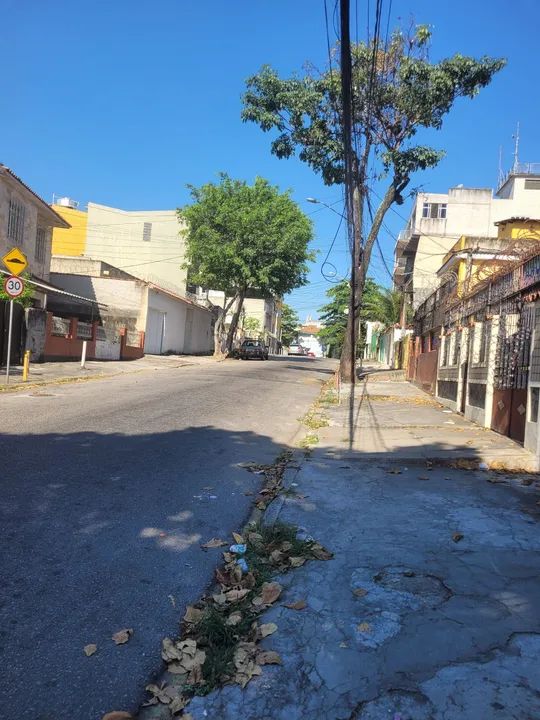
[35, 227, 46, 263]
[421, 202, 447, 219]
[8, 199, 25, 244]
[142, 222, 152, 242]
[524, 179, 540, 190]
[442, 336, 451, 366]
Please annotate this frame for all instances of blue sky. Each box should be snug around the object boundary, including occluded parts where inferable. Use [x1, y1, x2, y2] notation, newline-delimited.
[2, 0, 539, 320]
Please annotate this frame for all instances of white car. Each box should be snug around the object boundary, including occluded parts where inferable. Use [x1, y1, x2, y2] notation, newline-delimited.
[288, 344, 305, 356]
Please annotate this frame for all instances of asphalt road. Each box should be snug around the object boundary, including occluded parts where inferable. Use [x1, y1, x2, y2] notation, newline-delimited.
[0, 355, 335, 720]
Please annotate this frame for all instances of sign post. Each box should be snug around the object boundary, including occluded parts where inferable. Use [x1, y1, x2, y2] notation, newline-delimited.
[2, 248, 28, 384]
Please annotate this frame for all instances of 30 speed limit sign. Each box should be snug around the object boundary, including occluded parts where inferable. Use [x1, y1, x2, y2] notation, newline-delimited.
[4, 275, 25, 298]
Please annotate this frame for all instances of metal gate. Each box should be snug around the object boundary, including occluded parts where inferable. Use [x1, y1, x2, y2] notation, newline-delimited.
[145, 308, 166, 355]
[491, 304, 534, 443]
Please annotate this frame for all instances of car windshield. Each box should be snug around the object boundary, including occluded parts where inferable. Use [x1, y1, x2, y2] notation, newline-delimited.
[243, 340, 261, 347]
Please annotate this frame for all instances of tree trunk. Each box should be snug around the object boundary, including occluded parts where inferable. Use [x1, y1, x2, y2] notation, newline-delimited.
[339, 182, 399, 381]
[225, 289, 246, 353]
[214, 295, 237, 357]
[339, 184, 364, 382]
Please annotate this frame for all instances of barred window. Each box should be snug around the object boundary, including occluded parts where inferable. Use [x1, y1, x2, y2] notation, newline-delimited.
[478, 321, 491, 364]
[35, 227, 46, 263]
[442, 336, 451, 366]
[8, 199, 26, 244]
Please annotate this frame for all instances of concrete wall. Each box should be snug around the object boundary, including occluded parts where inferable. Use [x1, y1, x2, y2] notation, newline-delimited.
[25, 308, 47, 361]
[86, 203, 187, 295]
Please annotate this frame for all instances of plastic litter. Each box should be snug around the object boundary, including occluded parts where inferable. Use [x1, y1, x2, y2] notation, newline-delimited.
[478, 462, 489, 470]
[229, 544, 247, 554]
[236, 558, 249, 572]
[296, 530, 314, 542]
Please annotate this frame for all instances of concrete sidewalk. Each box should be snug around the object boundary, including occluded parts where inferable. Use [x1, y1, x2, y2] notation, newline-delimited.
[0, 354, 217, 392]
[325, 377, 536, 471]
[185, 379, 540, 720]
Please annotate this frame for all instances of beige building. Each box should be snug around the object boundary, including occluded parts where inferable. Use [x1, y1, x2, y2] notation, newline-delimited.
[85, 202, 187, 296]
[394, 166, 540, 309]
[0, 164, 69, 288]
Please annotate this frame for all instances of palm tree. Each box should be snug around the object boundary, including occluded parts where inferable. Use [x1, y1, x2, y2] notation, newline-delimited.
[361, 286, 402, 328]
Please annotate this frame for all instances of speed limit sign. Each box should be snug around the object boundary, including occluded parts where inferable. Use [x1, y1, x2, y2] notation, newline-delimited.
[4, 275, 25, 298]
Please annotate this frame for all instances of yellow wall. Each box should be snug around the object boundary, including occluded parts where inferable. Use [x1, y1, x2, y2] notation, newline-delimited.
[497, 218, 540, 242]
[51, 205, 87, 256]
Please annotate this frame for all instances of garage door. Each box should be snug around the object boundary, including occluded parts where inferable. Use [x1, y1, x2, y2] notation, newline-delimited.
[145, 308, 165, 355]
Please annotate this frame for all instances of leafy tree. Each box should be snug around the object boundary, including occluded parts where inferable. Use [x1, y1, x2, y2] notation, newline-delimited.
[242, 25, 505, 379]
[243, 316, 261, 337]
[318, 278, 386, 356]
[280, 303, 299, 347]
[179, 175, 314, 355]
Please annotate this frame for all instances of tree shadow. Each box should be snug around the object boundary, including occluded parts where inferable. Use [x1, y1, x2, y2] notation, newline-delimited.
[0, 425, 285, 720]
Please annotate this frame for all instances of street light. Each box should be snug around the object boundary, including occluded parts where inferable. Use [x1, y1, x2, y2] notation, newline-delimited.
[306, 197, 345, 220]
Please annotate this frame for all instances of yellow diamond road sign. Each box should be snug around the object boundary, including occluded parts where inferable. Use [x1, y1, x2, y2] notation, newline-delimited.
[2, 247, 28, 276]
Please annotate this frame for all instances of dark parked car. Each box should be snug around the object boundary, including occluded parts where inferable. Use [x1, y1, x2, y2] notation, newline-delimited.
[239, 339, 269, 360]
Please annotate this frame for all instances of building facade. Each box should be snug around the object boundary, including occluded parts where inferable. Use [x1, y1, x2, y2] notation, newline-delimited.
[394, 168, 540, 310]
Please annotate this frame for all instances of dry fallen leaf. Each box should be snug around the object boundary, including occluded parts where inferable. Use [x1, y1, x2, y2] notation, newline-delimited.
[102, 712, 133, 720]
[353, 588, 368, 598]
[258, 622, 278, 638]
[269, 549, 284, 564]
[357, 622, 372, 633]
[224, 588, 250, 603]
[284, 599, 307, 610]
[289, 556, 306, 568]
[232, 532, 244, 544]
[112, 628, 133, 645]
[452, 532, 464, 543]
[310, 543, 334, 561]
[183, 606, 203, 624]
[201, 538, 228, 549]
[418, 475, 430, 481]
[256, 650, 282, 665]
[253, 581, 282, 607]
[84, 644, 97, 657]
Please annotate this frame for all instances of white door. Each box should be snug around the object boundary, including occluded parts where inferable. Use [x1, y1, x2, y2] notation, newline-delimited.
[145, 308, 166, 354]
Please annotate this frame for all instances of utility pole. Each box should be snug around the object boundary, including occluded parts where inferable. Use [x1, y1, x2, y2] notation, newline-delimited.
[339, 0, 358, 387]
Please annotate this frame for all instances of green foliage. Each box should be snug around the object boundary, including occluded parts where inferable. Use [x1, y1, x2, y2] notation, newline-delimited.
[318, 278, 397, 355]
[280, 303, 299, 346]
[317, 280, 350, 356]
[242, 27, 505, 189]
[178, 174, 315, 297]
[360, 286, 402, 327]
[0, 272, 33, 309]
[243, 316, 261, 336]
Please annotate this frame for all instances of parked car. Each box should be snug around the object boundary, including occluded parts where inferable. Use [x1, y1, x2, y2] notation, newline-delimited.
[288, 344, 305, 356]
[239, 339, 269, 360]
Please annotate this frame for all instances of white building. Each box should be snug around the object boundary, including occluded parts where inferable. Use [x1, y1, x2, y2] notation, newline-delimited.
[50, 257, 213, 356]
[297, 317, 325, 357]
[394, 166, 540, 309]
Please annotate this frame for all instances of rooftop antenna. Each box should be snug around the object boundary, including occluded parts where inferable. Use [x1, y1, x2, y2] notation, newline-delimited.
[512, 121, 520, 172]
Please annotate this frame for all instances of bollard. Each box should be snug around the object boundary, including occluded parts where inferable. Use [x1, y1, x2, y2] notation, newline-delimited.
[22, 350, 30, 382]
[81, 340, 87, 369]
